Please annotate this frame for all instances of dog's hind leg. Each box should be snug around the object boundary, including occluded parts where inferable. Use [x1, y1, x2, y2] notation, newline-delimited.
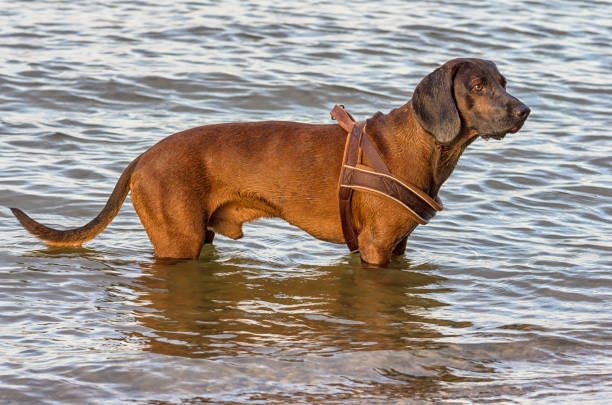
[130, 184, 208, 260]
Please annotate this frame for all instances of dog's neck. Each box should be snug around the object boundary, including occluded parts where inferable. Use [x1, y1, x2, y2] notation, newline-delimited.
[366, 101, 476, 197]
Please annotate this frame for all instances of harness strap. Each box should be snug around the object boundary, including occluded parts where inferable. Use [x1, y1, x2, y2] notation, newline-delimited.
[331, 104, 356, 133]
[331, 105, 443, 252]
[336, 118, 364, 252]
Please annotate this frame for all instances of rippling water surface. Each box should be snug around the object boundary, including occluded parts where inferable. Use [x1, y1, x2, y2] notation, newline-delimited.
[1, 0, 611, 403]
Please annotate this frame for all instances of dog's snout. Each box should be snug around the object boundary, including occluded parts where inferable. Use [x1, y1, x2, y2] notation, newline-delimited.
[513, 104, 531, 120]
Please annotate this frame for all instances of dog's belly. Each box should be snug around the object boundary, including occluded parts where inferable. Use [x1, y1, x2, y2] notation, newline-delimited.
[206, 191, 345, 245]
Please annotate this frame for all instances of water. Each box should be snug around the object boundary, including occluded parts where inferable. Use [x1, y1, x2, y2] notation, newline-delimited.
[1, 0, 611, 403]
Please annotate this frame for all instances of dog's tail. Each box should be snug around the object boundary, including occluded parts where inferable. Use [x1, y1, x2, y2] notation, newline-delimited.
[10, 156, 141, 247]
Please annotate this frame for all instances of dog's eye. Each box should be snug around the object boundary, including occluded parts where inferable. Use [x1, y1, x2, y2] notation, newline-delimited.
[472, 83, 484, 92]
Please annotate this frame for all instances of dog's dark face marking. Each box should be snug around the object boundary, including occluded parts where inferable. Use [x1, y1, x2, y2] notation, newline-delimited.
[413, 58, 530, 144]
[453, 59, 530, 141]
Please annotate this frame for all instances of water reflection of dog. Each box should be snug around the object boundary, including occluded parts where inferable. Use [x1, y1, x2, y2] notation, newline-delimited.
[129, 258, 465, 359]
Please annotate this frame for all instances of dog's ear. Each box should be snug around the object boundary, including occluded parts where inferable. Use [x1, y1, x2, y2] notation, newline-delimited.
[412, 60, 467, 145]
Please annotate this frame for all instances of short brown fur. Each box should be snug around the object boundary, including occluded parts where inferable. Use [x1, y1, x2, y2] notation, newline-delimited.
[11, 58, 529, 265]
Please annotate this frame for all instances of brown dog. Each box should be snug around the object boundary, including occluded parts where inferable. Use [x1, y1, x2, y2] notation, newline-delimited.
[11, 58, 530, 265]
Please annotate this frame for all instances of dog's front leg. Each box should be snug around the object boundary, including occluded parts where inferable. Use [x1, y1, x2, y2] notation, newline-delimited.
[357, 230, 394, 266]
[392, 236, 408, 256]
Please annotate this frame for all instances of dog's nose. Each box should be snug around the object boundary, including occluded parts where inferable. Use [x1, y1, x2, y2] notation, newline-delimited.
[513, 104, 531, 120]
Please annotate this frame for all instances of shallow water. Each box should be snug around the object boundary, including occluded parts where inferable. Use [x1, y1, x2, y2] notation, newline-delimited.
[1, 0, 611, 403]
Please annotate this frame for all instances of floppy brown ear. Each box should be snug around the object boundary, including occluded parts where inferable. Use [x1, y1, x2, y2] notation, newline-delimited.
[412, 60, 466, 145]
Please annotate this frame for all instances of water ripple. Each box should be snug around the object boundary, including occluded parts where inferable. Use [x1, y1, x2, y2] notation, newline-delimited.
[1, 0, 611, 403]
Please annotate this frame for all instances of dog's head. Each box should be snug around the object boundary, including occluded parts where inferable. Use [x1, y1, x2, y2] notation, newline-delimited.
[412, 58, 530, 145]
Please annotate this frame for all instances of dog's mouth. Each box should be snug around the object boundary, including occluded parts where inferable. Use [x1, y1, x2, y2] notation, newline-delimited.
[481, 120, 526, 141]
[482, 133, 506, 141]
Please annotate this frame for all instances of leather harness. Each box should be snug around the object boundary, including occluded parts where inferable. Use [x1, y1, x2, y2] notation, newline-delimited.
[331, 105, 443, 252]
